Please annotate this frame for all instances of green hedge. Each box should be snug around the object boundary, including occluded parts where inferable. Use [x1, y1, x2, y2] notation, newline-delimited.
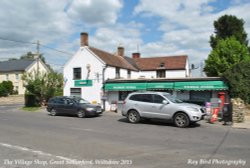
[25, 94, 40, 107]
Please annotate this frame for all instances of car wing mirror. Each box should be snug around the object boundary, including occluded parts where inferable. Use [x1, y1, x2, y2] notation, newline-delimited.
[162, 100, 169, 105]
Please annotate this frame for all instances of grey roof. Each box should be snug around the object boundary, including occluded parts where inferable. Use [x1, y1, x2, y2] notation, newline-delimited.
[0, 59, 35, 72]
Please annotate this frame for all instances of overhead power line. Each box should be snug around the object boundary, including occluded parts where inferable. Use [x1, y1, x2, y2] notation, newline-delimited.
[0, 37, 35, 44]
[0, 37, 73, 56]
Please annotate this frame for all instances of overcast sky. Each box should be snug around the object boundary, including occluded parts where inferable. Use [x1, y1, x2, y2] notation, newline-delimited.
[0, 0, 250, 75]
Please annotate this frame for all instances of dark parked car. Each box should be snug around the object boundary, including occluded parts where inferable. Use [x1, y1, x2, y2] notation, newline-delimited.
[47, 96, 103, 118]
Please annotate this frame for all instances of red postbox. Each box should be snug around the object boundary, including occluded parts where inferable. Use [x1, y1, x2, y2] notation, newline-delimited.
[218, 92, 225, 109]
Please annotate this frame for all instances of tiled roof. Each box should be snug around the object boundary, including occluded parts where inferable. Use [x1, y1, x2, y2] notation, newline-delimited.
[0, 59, 35, 72]
[88, 46, 187, 71]
[134, 55, 187, 71]
[89, 47, 138, 71]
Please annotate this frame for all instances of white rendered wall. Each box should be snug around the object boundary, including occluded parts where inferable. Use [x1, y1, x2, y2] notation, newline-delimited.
[131, 70, 187, 79]
[64, 47, 105, 104]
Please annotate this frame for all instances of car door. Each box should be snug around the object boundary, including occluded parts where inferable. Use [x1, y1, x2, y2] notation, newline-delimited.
[150, 94, 171, 119]
[137, 94, 155, 118]
[54, 98, 65, 114]
[62, 98, 77, 115]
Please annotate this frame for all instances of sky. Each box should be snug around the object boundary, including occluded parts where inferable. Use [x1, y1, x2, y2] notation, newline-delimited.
[0, 0, 250, 76]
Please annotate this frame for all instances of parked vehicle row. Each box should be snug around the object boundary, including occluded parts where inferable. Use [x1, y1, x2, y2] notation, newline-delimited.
[47, 92, 206, 128]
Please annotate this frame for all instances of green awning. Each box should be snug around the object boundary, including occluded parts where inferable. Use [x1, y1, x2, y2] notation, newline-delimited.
[105, 80, 228, 91]
[174, 81, 228, 90]
[147, 82, 174, 90]
[104, 83, 147, 91]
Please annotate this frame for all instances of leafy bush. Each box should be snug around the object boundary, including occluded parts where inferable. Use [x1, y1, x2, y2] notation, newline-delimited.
[0, 84, 8, 97]
[22, 72, 63, 106]
[1, 81, 14, 94]
[25, 93, 40, 107]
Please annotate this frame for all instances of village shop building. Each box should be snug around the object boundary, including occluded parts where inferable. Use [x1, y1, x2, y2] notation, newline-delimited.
[104, 77, 229, 111]
[64, 32, 229, 111]
[64, 32, 190, 110]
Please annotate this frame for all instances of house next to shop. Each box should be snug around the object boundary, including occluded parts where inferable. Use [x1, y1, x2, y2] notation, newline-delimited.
[0, 59, 50, 94]
[63, 32, 190, 109]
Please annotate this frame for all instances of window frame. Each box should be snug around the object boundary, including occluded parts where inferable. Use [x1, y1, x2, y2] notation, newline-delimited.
[73, 67, 81, 80]
[156, 70, 166, 78]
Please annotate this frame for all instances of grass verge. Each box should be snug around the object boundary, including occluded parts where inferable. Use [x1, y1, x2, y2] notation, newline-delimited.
[21, 106, 41, 112]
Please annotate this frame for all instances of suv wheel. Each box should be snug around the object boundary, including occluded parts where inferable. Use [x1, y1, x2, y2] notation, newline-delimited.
[77, 110, 86, 118]
[50, 109, 57, 116]
[174, 113, 190, 128]
[127, 110, 140, 123]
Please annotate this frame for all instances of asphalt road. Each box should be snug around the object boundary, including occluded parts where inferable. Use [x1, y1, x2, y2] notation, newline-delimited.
[0, 105, 249, 168]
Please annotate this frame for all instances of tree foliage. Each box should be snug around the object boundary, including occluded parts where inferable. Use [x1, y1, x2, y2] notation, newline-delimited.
[1, 81, 14, 94]
[204, 37, 250, 76]
[223, 61, 250, 104]
[8, 51, 53, 71]
[0, 81, 14, 97]
[0, 84, 8, 97]
[22, 72, 63, 106]
[210, 14, 248, 49]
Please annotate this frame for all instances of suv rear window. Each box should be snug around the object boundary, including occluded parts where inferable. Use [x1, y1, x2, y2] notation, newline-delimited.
[129, 94, 153, 103]
[129, 94, 141, 101]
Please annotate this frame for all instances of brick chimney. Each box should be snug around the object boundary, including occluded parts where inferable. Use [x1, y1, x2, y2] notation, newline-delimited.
[117, 46, 124, 57]
[132, 52, 140, 59]
[80, 32, 88, 47]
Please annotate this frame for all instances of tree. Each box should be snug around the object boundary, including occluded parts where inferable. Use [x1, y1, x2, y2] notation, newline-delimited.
[223, 61, 250, 104]
[0, 83, 8, 97]
[20, 52, 52, 71]
[1, 81, 14, 94]
[204, 37, 250, 76]
[22, 72, 63, 106]
[210, 14, 248, 49]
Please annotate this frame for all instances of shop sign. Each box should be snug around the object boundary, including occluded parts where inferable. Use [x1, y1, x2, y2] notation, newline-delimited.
[75, 80, 93, 87]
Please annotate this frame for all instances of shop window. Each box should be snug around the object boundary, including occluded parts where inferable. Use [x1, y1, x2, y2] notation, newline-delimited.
[156, 70, 165, 78]
[190, 91, 211, 103]
[119, 91, 131, 101]
[73, 68, 81, 80]
[70, 88, 81, 97]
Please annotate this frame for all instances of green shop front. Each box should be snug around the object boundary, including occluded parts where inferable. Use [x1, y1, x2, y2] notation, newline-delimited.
[104, 78, 229, 111]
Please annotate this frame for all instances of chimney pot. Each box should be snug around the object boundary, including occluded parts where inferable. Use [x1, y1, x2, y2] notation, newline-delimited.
[132, 52, 140, 59]
[80, 32, 88, 46]
[117, 46, 124, 57]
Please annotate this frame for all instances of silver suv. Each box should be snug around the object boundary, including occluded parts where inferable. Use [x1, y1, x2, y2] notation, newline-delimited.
[122, 92, 206, 128]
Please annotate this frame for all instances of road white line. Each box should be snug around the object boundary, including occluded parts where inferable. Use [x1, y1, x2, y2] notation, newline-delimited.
[0, 142, 74, 162]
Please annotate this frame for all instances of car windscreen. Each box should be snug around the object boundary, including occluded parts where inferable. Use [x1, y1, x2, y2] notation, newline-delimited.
[163, 94, 183, 103]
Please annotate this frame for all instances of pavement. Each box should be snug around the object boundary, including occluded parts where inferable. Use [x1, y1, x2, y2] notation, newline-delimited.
[232, 115, 250, 129]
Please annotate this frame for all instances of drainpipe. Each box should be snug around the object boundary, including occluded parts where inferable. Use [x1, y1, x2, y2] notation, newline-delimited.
[102, 65, 108, 111]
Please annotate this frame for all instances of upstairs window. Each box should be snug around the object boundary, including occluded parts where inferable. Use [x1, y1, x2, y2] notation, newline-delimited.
[127, 70, 131, 78]
[73, 68, 81, 80]
[115, 67, 120, 79]
[156, 70, 166, 78]
[16, 74, 19, 81]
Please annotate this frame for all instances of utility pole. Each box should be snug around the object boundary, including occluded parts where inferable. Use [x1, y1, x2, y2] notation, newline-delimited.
[36, 40, 40, 74]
